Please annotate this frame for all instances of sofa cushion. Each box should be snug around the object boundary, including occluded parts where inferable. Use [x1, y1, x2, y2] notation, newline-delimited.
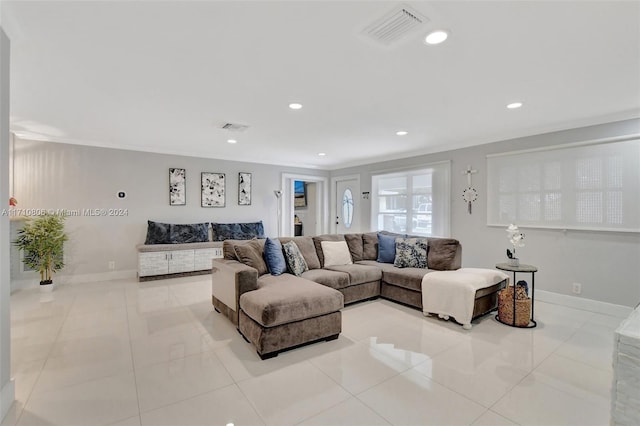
[312, 234, 346, 267]
[394, 237, 428, 268]
[282, 241, 309, 276]
[355, 260, 398, 272]
[362, 232, 378, 261]
[300, 269, 350, 290]
[344, 234, 364, 262]
[242, 275, 343, 327]
[170, 223, 210, 244]
[382, 267, 430, 292]
[321, 241, 353, 266]
[223, 239, 266, 261]
[278, 236, 321, 270]
[234, 240, 268, 276]
[263, 237, 286, 276]
[377, 233, 397, 263]
[212, 221, 265, 241]
[144, 221, 172, 245]
[324, 264, 382, 286]
[427, 238, 460, 270]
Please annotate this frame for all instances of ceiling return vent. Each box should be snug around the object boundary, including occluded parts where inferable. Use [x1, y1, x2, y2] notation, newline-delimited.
[220, 122, 250, 132]
[361, 4, 429, 46]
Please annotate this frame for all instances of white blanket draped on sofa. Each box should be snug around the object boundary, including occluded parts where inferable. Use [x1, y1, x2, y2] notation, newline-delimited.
[421, 268, 509, 328]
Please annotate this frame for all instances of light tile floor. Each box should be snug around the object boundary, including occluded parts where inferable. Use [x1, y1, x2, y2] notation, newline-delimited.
[3, 275, 626, 426]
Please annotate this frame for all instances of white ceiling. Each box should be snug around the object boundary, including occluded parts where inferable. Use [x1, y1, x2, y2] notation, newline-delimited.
[3, 1, 640, 169]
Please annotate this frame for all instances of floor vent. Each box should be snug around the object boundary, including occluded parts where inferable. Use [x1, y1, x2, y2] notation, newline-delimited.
[362, 4, 428, 46]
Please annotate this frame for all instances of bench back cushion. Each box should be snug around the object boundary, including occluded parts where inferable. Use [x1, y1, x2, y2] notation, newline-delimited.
[212, 221, 265, 241]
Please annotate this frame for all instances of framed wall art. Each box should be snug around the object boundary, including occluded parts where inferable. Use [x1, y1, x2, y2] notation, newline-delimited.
[201, 172, 225, 207]
[238, 172, 252, 205]
[169, 168, 186, 206]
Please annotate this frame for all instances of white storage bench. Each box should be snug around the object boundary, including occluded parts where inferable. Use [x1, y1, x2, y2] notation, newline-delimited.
[421, 268, 509, 329]
[137, 242, 223, 281]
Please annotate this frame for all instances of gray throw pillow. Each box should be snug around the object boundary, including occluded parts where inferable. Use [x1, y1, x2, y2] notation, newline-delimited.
[282, 241, 309, 276]
[234, 240, 268, 276]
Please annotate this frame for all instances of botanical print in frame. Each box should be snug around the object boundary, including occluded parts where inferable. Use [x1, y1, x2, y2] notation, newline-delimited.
[169, 168, 186, 206]
[201, 172, 225, 207]
[238, 172, 252, 205]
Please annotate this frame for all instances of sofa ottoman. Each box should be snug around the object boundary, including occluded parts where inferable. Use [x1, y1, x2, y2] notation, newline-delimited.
[238, 274, 344, 359]
[421, 268, 508, 329]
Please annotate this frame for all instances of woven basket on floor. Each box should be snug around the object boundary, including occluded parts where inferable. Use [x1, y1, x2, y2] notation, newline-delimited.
[498, 286, 531, 327]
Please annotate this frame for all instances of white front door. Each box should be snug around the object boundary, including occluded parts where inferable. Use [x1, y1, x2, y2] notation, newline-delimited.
[336, 179, 359, 233]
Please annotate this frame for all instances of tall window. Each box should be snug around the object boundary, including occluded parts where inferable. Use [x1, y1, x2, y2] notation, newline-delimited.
[371, 162, 450, 237]
[487, 138, 640, 232]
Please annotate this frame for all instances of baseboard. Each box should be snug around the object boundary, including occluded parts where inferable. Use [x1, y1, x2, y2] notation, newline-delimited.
[536, 290, 633, 317]
[0, 378, 15, 423]
[10, 269, 137, 292]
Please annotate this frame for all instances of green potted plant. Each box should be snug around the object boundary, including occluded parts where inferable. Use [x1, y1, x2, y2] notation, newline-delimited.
[14, 213, 68, 289]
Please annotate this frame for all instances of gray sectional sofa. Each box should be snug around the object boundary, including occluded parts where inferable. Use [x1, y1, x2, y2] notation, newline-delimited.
[211, 232, 505, 359]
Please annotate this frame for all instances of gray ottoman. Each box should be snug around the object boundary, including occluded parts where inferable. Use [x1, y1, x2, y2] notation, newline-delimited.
[238, 274, 344, 359]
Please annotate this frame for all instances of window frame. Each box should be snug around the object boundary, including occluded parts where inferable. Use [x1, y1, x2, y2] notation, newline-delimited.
[371, 161, 451, 237]
[486, 136, 640, 233]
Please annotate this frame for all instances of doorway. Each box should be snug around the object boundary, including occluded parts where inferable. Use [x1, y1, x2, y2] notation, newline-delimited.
[280, 173, 329, 237]
[332, 175, 360, 233]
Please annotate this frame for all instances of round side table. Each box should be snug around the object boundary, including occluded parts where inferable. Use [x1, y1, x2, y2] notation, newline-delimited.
[495, 263, 537, 328]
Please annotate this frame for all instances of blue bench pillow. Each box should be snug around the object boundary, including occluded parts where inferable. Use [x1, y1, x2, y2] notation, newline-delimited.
[212, 221, 265, 241]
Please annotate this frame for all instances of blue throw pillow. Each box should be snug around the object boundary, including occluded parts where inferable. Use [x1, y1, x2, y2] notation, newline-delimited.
[377, 233, 397, 263]
[264, 238, 287, 276]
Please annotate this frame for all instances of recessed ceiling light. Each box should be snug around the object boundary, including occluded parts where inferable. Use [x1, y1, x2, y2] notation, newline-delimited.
[318, 152, 326, 156]
[227, 139, 237, 144]
[289, 103, 303, 110]
[425, 30, 448, 45]
[396, 131, 408, 136]
[507, 102, 523, 109]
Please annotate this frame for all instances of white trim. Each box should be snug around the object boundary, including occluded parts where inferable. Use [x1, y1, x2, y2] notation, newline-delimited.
[536, 290, 634, 318]
[0, 379, 15, 422]
[487, 223, 640, 234]
[10, 270, 137, 292]
[280, 173, 329, 237]
[486, 134, 640, 158]
[370, 159, 451, 176]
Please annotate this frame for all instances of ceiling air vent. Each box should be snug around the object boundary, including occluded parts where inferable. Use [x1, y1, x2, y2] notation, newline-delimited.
[221, 122, 250, 132]
[362, 4, 429, 46]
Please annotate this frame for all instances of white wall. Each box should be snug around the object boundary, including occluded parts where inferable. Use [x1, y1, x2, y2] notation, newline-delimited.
[0, 28, 15, 422]
[12, 139, 327, 284]
[331, 119, 640, 307]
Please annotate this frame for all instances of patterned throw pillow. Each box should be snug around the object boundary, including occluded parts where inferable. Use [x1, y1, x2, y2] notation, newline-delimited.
[145, 221, 172, 244]
[170, 223, 209, 243]
[282, 241, 309, 276]
[394, 237, 428, 268]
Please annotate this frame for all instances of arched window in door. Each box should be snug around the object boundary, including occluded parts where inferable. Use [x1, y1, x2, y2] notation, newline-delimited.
[342, 188, 354, 228]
